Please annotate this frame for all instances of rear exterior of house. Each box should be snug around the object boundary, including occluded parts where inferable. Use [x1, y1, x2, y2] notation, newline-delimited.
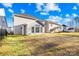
[0, 8, 8, 36]
[13, 14, 63, 35]
[0, 16, 8, 30]
[13, 14, 45, 35]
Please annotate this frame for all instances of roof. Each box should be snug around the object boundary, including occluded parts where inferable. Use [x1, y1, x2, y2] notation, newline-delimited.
[14, 14, 39, 20]
[45, 20, 62, 26]
[14, 14, 45, 27]
[14, 14, 62, 27]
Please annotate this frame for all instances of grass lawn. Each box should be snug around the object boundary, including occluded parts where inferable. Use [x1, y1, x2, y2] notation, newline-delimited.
[0, 32, 79, 56]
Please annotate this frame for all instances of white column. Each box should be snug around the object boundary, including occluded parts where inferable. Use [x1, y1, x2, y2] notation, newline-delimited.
[42, 27, 44, 33]
[39, 27, 42, 33]
[34, 26, 36, 33]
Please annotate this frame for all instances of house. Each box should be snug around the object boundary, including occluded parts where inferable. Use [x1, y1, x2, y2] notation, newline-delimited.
[0, 8, 8, 36]
[7, 27, 14, 34]
[66, 26, 75, 32]
[13, 14, 63, 35]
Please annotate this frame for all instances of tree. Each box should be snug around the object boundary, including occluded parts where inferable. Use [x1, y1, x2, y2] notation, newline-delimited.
[62, 24, 67, 32]
[74, 17, 79, 32]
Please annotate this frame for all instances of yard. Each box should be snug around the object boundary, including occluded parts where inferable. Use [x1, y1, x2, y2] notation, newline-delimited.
[0, 33, 79, 56]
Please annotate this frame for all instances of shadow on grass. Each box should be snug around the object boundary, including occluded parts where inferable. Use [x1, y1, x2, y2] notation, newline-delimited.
[54, 45, 79, 56]
[31, 43, 59, 55]
[32, 45, 79, 56]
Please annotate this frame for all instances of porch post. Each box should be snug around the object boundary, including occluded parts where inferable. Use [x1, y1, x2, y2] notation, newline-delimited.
[34, 26, 36, 33]
[39, 26, 42, 33]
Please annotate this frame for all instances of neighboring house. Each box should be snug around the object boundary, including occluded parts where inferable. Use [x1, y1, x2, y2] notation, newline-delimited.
[13, 14, 63, 35]
[0, 8, 8, 35]
[66, 26, 75, 32]
[7, 27, 14, 34]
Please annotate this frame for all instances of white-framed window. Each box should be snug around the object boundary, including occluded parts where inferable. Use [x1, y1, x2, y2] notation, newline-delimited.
[31, 26, 43, 33]
[36, 27, 40, 33]
[41, 27, 42, 32]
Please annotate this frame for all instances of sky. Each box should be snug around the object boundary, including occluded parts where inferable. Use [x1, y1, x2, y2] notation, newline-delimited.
[0, 3, 79, 27]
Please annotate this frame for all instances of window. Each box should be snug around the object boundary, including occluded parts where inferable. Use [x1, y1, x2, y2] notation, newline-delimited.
[41, 27, 42, 32]
[36, 27, 39, 33]
[32, 27, 34, 33]
[32, 26, 42, 33]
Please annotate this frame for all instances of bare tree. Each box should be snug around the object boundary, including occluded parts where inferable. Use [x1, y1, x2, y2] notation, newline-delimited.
[62, 24, 67, 32]
[74, 17, 79, 32]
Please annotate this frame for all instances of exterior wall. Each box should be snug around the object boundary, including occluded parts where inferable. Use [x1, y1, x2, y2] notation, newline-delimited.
[52, 27, 63, 32]
[49, 24, 58, 31]
[14, 25, 22, 34]
[66, 27, 75, 32]
[45, 22, 49, 33]
[0, 16, 7, 30]
[45, 22, 62, 33]
[0, 16, 8, 36]
[47, 23, 61, 33]
[13, 15, 64, 35]
[14, 16, 45, 35]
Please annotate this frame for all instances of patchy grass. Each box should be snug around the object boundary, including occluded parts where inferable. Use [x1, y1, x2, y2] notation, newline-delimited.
[0, 32, 79, 56]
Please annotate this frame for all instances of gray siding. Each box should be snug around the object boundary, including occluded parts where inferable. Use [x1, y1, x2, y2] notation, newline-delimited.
[0, 16, 8, 30]
[14, 25, 22, 35]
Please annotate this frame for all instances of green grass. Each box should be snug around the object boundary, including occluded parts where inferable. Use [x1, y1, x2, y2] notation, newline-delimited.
[0, 32, 79, 56]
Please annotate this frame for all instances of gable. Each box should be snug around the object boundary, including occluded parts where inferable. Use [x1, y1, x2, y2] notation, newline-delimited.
[14, 14, 45, 27]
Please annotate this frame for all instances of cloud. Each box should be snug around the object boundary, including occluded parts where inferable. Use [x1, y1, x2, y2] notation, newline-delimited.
[49, 16, 62, 20]
[47, 16, 62, 22]
[45, 3, 61, 12]
[21, 9, 25, 13]
[36, 3, 61, 15]
[72, 13, 78, 17]
[2, 3, 13, 8]
[36, 3, 44, 12]
[2, 3, 14, 13]
[64, 18, 71, 22]
[28, 3, 32, 5]
[73, 6, 77, 10]
[77, 3, 79, 6]
[66, 14, 70, 17]
[8, 9, 14, 13]
[40, 12, 49, 15]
